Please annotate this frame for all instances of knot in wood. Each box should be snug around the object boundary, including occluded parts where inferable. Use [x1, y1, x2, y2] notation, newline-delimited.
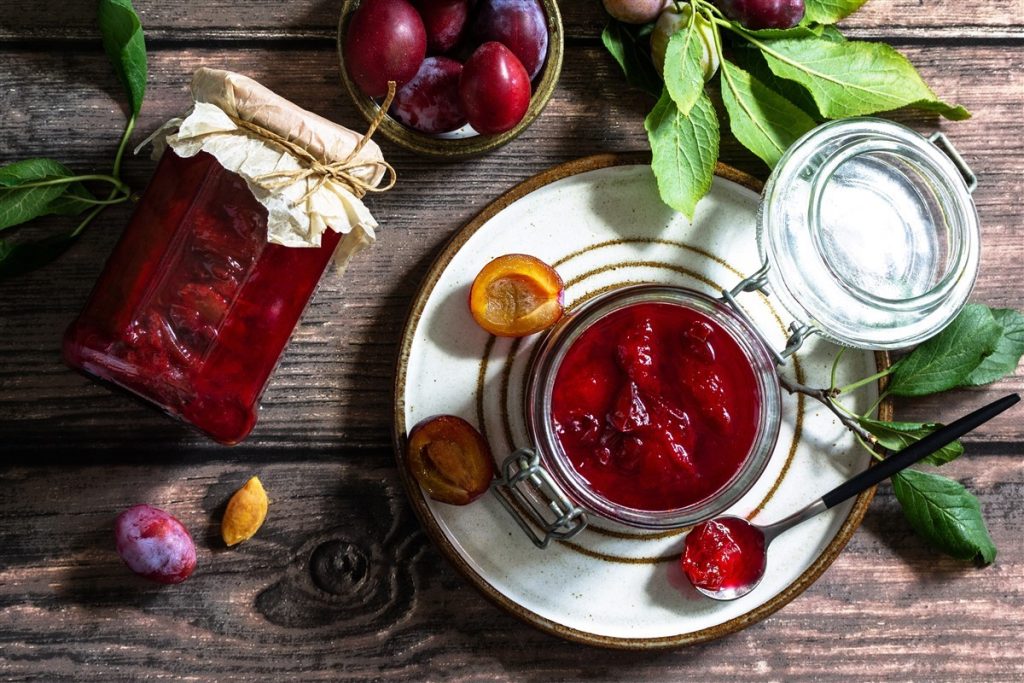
[309, 540, 369, 595]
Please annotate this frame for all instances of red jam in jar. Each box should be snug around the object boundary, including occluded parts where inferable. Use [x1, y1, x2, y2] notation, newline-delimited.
[550, 302, 760, 511]
[681, 517, 766, 592]
[63, 150, 341, 444]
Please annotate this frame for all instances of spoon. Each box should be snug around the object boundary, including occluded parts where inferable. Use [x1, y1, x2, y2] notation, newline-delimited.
[683, 393, 1020, 601]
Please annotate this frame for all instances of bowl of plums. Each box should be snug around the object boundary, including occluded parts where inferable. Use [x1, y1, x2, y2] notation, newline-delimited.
[338, 0, 563, 157]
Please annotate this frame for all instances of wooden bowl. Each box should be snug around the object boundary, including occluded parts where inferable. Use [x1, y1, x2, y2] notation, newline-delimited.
[336, 0, 563, 159]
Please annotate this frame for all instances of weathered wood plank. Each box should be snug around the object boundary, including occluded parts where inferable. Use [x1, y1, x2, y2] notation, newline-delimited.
[1, 0, 1022, 677]
[1, 43, 1021, 451]
[0, 451, 1020, 679]
[0, 0, 1020, 41]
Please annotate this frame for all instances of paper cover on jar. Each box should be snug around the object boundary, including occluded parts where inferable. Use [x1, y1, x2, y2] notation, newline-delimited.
[148, 67, 392, 268]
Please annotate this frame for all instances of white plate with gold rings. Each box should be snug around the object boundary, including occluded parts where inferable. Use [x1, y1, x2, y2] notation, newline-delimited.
[393, 154, 890, 648]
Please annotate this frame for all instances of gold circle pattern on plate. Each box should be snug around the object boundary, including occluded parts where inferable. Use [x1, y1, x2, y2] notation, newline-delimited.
[393, 153, 893, 649]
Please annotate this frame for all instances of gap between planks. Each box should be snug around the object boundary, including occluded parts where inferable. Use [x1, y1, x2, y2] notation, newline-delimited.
[1, 26, 1023, 46]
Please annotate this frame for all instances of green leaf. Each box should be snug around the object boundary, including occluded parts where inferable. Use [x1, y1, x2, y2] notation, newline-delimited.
[663, 19, 705, 116]
[43, 182, 98, 217]
[755, 35, 969, 120]
[804, 0, 869, 24]
[819, 24, 847, 42]
[887, 303, 1002, 396]
[908, 99, 972, 121]
[740, 25, 822, 39]
[720, 60, 817, 168]
[892, 469, 997, 564]
[0, 233, 79, 279]
[0, 159, 78, 230]
[602, 20, 662, 98]
[645, 88, 719, 220]
[963, 308, 1024, 386]
[858, 416, 964, 466]
[98, 0, 148, 117]
[729, 47, 821, 121]
[0, 158, 74, 188]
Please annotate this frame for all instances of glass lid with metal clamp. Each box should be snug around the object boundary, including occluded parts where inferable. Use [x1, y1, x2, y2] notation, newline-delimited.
[493, 117, 982, 549]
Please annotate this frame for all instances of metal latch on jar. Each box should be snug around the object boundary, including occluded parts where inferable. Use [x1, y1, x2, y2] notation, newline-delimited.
[492, 448, 587, 549]
[719, 261, 816, 366]
[929, 132, 977, 194]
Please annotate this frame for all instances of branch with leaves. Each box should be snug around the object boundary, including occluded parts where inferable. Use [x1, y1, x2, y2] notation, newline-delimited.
[781, 304, 1024, 565]
[603, 0, 967, 218]
[0, 0, 147, 278]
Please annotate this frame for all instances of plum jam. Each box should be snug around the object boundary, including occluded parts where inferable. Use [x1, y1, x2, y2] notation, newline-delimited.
[550, 302, 760, 512]
[63, 150, 341, 444]
[681, 517, 766, 593]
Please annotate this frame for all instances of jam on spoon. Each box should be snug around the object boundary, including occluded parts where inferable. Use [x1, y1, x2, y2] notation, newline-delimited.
[682, 393, 1020, 600]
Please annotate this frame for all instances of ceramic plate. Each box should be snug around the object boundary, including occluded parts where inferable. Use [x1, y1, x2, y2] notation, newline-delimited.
[394, 154, 890, 648]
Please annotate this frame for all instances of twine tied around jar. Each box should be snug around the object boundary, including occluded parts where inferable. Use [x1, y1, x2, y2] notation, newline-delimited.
[230, 81, 398, 205]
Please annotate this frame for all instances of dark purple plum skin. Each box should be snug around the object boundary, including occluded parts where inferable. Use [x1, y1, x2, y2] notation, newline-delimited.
[471, 0, 549, 80]
[390, 57, 468, 133]
[415, 0, 471, 54]
[344, 0, 428, 98]
[459, 42, 532, 135]
[114, 504, 196, 585]
[715, 0, 805, 29]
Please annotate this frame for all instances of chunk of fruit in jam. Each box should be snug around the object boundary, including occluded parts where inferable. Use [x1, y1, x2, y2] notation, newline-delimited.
[616, 319, 659, 394]
[679, 362, 733, 431]
[682, 320, 717, 363]
[407, 415, 496, 505]
[550, 302, 759, 512]
[608, 382, 650, 433]
[681, 517, 766, 592]
[469, 253, 564, 337]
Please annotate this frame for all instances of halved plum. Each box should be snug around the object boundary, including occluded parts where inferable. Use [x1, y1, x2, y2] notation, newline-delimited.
[469, 253, 564, 337]
[407, 415, 495, 505]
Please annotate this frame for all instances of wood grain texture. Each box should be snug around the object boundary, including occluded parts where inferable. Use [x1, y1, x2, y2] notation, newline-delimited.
[0, 0, 1020, 40]
[0, 452, 1021, 680]
[2, 43, 1021, 450]
[1, 1, 1023, 679]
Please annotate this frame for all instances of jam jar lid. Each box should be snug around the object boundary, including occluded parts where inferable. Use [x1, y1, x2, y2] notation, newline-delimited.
[757, 118, 981, 350]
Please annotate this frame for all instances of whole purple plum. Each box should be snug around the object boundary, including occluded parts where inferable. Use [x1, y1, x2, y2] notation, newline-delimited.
[472, 0, 549, 80]
[390, 57, 468, 133]
[715, 0, 805, 30]
[115, 504, 196, 584]
[344, 0, 428, 98]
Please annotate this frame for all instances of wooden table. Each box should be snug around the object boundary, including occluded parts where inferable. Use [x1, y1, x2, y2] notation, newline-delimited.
[1, 1, 1021, 679]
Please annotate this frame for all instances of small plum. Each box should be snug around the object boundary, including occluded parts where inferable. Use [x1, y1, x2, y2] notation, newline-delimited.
[391, 57, 467, 134]
[714, 0, 805, 30]
[602, 0, 668, 24]
[344, 0, 428, 98]
[472, 0, 549, 80]
[650, 4, 720, 81]
[460, 42, 532, 135]
[114, 504, 196, 584]
[414, 0, 471, 53]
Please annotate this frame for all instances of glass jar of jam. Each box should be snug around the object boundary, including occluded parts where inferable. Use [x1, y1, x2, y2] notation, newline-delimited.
[63, 150, 343, 444]
[63, 69, 387, 445]
[526, 286, 781, 530]
[497, 118, 981, 548]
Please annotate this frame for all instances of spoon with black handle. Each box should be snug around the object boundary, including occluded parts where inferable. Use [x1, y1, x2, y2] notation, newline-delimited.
[685, 393, 1020, 601]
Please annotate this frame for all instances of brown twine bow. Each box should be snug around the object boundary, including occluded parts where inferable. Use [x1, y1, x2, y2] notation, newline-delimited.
[228, 81, 398, 206]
